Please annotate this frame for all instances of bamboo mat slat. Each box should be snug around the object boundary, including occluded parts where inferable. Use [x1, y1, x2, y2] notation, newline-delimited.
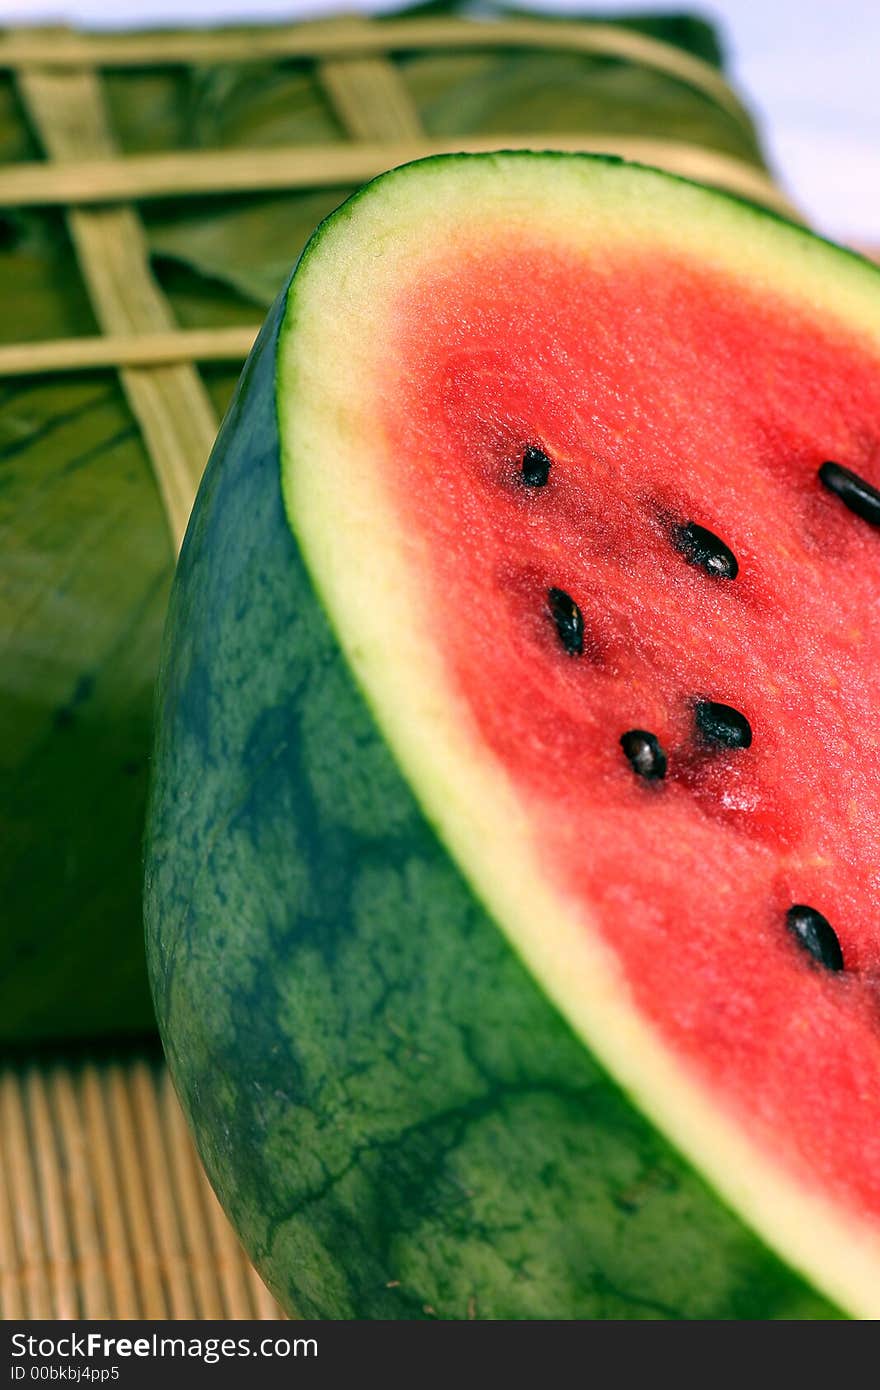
[0, 1062, 284, 1321]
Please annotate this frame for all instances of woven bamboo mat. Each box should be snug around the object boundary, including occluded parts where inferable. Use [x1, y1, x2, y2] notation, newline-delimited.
[0, 1060, 284, 1320]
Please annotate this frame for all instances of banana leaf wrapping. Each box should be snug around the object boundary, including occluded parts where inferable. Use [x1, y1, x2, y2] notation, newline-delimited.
[0, 6, 779, 1042]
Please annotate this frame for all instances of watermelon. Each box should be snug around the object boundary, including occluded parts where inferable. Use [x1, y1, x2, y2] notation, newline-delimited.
[0, 8, 768, 1046]
[145, 152, 880, 1319]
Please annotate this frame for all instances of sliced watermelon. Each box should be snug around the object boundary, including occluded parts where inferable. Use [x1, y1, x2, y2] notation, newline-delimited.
[146, 153, 880, 1319]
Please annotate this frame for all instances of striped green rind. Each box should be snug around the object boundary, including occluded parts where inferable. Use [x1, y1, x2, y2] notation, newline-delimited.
[144, 225, 838, 1318]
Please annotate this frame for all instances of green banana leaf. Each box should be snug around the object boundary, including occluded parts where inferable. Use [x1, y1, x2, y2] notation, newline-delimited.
[0, 6, 772, 1042]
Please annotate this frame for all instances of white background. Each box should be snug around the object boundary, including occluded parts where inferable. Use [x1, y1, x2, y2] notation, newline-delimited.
[4, 0, 879, 245]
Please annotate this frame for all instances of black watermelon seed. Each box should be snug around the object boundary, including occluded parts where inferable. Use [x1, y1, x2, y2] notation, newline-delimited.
[547, 587, 583, 655]
[620, 729, 667, 781]
[673, 521, 738, 579]
[521, 445, 552, 487]
[818, 460, 880, 526]
[786, 905, 844, 972]
[694, 700, 752, 749]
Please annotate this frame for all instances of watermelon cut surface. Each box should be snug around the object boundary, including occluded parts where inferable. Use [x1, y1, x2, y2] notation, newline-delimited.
[146, 153, 880, 1318]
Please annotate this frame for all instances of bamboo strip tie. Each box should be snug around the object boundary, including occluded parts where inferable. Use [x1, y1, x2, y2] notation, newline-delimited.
[0, 17, 756, 132]
[15, 47, 217, 552]
[316, 19, 425, 142]
[0, 135, 799, 219]
[0, 326, 261, 378]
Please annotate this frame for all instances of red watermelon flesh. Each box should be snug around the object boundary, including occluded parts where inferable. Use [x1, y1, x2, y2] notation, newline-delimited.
[382, 238, 880, 1227]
